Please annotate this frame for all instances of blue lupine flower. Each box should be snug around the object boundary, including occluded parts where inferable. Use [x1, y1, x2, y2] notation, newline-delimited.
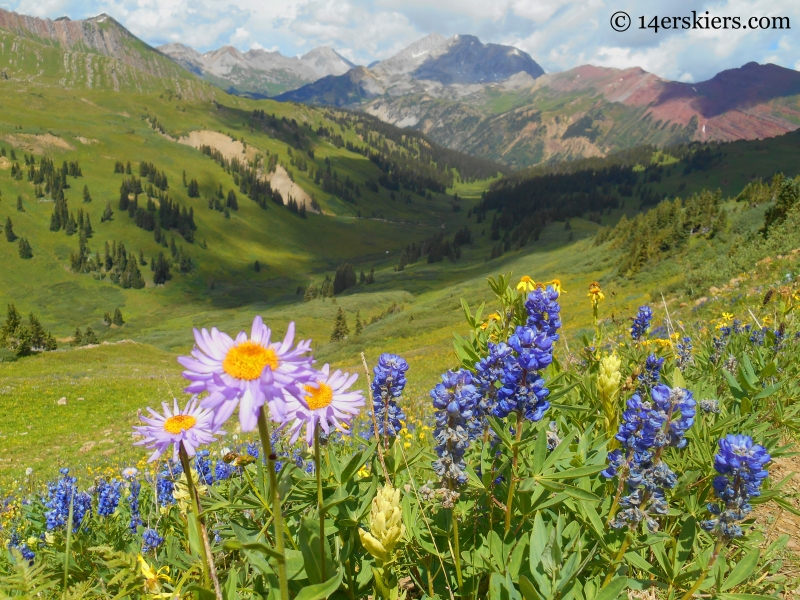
[431, 370, 481, 488]
[371, 353, 408, 438]
[128, 478, 143, 532]
[604, 385, 695, 532]
[630, 306, 653, 341]
[246, 442, 260, 459]
[508, 326, 553, 373]
[638, 354, 665, 392]
[44, 469, 92, 531]
[525, 286, 562, 342]
[650, 384, 696, 449]
[676, 336, 693, 368]
[701, 435, 770, 540]
[142, 528, 165, 553]
[473, 342, 514, 420]
[215, 459, 234, 481]
[156, 466, 177, 507]
[195, 450, 214, 486]
[7, 532, 35, 564]
[96, 478, 122, 517]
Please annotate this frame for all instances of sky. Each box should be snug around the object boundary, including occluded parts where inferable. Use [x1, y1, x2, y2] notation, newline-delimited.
[3, 0, 799, 82]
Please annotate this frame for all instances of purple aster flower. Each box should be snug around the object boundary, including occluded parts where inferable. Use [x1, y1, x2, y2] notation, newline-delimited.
[178, 317, 315, 431]
[133, 398, 223, 462]
[281, 364, 365, 446]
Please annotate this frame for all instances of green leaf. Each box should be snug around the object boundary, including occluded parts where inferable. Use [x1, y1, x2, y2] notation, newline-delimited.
[537, 479, 600, 502]
[519, 575, 543, 600]
[488, 417, 514, 449]
[674, 517, 696, 571]
[672, 368, 687, 389]
[718, 595, 778, 600]
[753, 381, 784, 400]
[592, 577, 628, 600]
[721, 547, 761, 591]
[223, 540, 285, 562]
[299, 517, 333, 585]
[224, 567, 239, 600]
[539, 464, 606, 480]
[184, 584, 217, 600]
[294, 569, 344, 600]
[465, 464, 486, 490]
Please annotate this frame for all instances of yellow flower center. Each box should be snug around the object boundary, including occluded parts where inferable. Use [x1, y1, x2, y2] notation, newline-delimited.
[304, 382, 334, 410]
[222, 341, 278, 380]
[163, 415, 197, 434]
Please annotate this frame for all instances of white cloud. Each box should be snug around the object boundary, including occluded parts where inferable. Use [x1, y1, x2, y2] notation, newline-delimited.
[8, 0, 800, 80]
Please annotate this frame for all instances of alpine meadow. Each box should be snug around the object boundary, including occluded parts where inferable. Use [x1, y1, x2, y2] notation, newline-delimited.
[1, 7, 800, 600]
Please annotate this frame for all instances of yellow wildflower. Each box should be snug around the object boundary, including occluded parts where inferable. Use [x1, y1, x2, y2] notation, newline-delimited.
[139, 555, 171, 595]
[721, 312, 734, 322]
[359, 485, 405, 563]
[598, 353, 622, 445]
[480, 312, 502, 331]
[588, 281, 605, 308]
[517, 276, 536, 292]
[763, 315, 773, 326]
[547, 279, 566, 295]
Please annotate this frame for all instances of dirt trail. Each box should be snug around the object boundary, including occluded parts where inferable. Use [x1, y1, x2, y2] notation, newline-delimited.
[754, 452, 800, 554]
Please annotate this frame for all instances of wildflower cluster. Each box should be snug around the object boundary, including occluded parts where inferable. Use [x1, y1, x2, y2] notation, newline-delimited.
[44, 469, 92, 532]
[701, 434, 771, 540]
[603, 384, 696, 532]
[370, 353, 409, 438]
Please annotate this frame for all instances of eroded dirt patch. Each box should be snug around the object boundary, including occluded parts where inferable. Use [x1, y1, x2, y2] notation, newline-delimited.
[2, 133, 74, 152]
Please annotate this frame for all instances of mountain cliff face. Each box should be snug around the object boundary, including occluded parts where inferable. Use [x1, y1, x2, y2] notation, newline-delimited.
[0, 9, 211, 97]
[360, 62, 800, 168]
[158, 42, 355, 97]
[275, 33, 545, 105]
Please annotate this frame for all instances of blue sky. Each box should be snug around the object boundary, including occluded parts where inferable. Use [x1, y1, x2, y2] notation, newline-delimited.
[4, 0, 799, 82]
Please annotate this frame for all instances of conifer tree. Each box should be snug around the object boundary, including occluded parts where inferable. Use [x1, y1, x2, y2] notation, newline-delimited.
[84, 327, 98, 345]
[153, 252, 171, 285]
[125, 161, 132, 174]
[5, 217, 16, 242]
[254, 260, 261, 272]
[101, 202, 114, 222]
[65, 213, 77, 236]
[0, 303, 21, 347]
[113, 308, 124, 326]
[71, 326, 82, 347]
[16, 195, 23, 211]
[82, 185, 92, 203]
[18, 238, 32, 259]
[103, 311, 111, 326]
[330, 308, 349, 342]
[355, 310, 363, 336]
[367, 268, 375, 284]
[182, 170, 187, 187]
[226, 189, 238, 210]
[84, 214, 93, 237]
[28, 313, 49, 350]
[139, 249, 146, 266]
[119, 186, 129, 211]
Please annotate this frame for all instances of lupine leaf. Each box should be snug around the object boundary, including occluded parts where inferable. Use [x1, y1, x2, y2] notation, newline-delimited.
[295, 569, 344, 600]
[721, 547, 761, 591]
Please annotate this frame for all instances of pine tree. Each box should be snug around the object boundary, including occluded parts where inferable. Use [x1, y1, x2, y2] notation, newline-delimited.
[0, 303, 21, 347]
[65, 213, 77, 236]
[330, 308, 349, 342]
[103, 311, 111, 326]
[367, 268, 375, 284]
[84, 327, 98, 345]
[82, 185, 92, 203]
[125, 161, 132, 174]
[113, 308, 124, 326]
[153, 252, 171, 285]
[226, 190, 238, 210]
[101, 202, 114, 222]
[119, 186, 129, 211]
[139, 249, 147, 266]
[28, 313, 47, 349]
[254, 260, 261, 272]
[71, 326, 83, 347]
[355, 310, 363, 336]
[16, 195, 23, 211]
[182, 170, 187, 187]
[18, 238, 32, 259]
[84, 214, 93, 237]
[5, 217, 16, 242]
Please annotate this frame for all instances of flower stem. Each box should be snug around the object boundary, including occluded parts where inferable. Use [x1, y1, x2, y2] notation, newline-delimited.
[680, 540, 724, 600]
[257, 408, 290, 600]
[178, 444, 222, 598]
[504, 410, 524, 535]
[315, 424, 326, 582]
[452, 506, 463, 589]
[602, 531, 632, 587]
[62, 489, 74, 598]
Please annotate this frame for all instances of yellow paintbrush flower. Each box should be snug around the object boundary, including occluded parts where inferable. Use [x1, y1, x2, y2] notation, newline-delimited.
[358, 484, 405, 563]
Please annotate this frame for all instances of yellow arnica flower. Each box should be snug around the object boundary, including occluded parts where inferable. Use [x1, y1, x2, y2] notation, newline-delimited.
[721, 312, 734, 321]
[517, 276, 536, 292]
[547, 279, 567, 296]
[588, 281, 605, 307]
[139, 555, 171, 595]
[358, 485, 405, 563]
[480, 312, 502, 330]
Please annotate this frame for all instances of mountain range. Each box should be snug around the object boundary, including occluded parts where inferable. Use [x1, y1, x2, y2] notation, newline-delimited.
[158, 43, 355, 97]
[2, 7, 800, 169]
